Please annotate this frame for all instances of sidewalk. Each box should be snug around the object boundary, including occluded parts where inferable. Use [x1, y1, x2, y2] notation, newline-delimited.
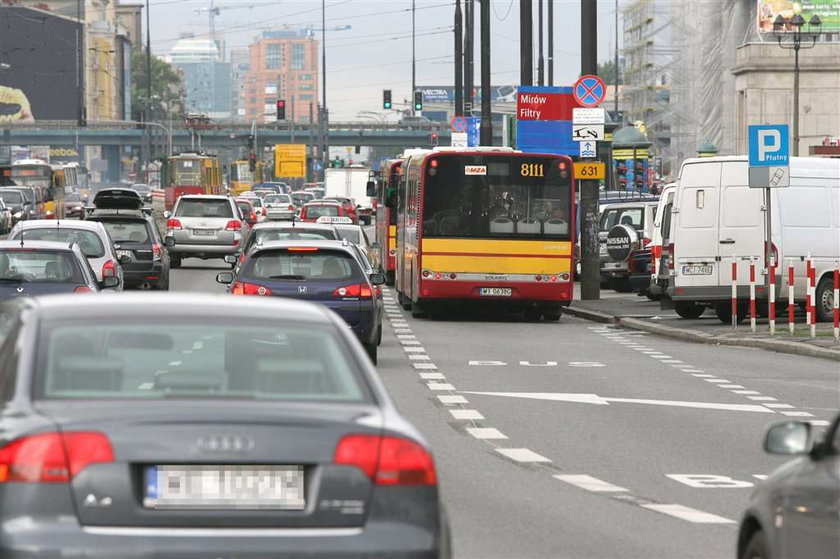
[566, 285, 840, 362]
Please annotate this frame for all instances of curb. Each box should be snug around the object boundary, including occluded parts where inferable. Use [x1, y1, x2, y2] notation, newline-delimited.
[568, 306, 840, 362]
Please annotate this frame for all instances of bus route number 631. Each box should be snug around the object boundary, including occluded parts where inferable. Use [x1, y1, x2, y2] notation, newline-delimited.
[572, 162, 605, 180]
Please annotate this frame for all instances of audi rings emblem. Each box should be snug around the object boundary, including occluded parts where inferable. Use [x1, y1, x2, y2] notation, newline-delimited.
[196, 435, 255, 453]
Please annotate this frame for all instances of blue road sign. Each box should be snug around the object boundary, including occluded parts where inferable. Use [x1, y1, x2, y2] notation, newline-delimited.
[451, 116, 468, 133]
[573, 75, 606, 108]
[467, 117, 481, 147]
[748, 125, 789, 167]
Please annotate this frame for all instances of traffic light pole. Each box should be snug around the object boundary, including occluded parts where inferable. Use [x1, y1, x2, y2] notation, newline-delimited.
[579, 0, 600, 300]
[454, 0, 464, 117]
[520, 0, 533, 86]
[464, 0, 474, 115]
[479, 0, 492, 145]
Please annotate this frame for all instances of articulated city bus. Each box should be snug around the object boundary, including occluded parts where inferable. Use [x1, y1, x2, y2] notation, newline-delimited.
[161, 153, 223, 211]
[395, 147, 576, 320]
[0, 159, 53, 218]
[229, 159, 254, 196]
[375, 158, 403, 285]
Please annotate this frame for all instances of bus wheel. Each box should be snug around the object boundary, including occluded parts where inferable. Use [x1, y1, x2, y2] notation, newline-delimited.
[524, 307, 542, 322]
[542, 305, 562, 321]
[385, 271, 395, 286]
[411, 300, 428, 318]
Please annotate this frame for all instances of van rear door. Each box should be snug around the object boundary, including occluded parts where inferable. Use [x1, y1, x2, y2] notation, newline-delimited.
[717, 162, 764, 287]
[674, 162, 720, 290]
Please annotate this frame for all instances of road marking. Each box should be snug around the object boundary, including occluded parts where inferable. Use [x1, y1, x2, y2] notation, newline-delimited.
[428, 382, 456, 391]
[403, 347, 426, 353]
[495, 448, 552, 463]
[641, 504, 735, 524]
[450, 409, 484, 420]
[168, 361, 182, 366]
[781, 411, 814, 417]
[438, 395, 468, 405]
[692, 374, 715, 378]
[667, 474, 753, 488]
[753, 475, 769, 480]
[719, 384, 746, 389]
[138, 382, 154, 390]
[732, 390, 761, 395]
[704, 379, 731, 383]
[809, 420, 831, 426]
[462, 391, 777, 413]
[409, 354, 431, 360]
[683, 369, 705, 373]
[396, 334, 417, 339]
[395, 330, 413, 335]
[414, 363, 439, 370]
[520, 361, 559, 367]
[553, 475, 629, 492]
[419, 372, 445, 379]
[400, 339, 422, 345]
[568, 362, 606, 367]
[661, 360, 684, 364]
[192, 341, 204, 350]
[181, 350, 192, 355]
[748, 396, 777, 401]
[468, 360, 507, 366]
[764, 403, 795, 409]
[649, 355, 673, 360]
[467, 427, 508, 440]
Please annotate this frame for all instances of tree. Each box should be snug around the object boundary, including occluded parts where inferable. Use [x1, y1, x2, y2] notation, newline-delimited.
[597, 60, 623, 86]
[130, 47, 184, 121]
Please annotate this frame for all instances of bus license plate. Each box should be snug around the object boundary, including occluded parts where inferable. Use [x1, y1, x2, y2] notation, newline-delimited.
[479, 287, 512, 297]
[682, 265, 713, 276]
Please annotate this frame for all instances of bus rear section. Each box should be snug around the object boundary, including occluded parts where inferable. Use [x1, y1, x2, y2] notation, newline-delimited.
[401, 151, 575, 320]
[229, 160, 254, 196]
[163, 154, 222, 211]
[376, 159, 402, 285]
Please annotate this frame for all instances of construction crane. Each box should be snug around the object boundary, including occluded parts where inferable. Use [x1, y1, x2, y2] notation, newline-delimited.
[194, 0, 276, 45]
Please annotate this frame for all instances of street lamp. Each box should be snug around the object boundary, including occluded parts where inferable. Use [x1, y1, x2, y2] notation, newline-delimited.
[773, 12, 821, 156]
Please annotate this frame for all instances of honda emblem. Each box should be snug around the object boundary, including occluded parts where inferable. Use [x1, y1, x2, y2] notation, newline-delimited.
[298, 285, 307, 293]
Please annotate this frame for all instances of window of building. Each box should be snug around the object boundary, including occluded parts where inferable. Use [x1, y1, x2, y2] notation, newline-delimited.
[291, 43, 306, 70]
[266, 43, 282, 70]
[298, 74, 313, 81]
[299, 83, 314, 90]
[299, 94, 313, 101]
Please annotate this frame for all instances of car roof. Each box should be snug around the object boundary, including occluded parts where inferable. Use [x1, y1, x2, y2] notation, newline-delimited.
[252, 221, 336, 231]
[20, 292, 333, 324]
[13, 219, 106, 232]
[303, 201, 340, 207]
[248, 239, 353, 255]
[600, 200, 659, 210]
[178, 195, 230, 201]
[0, 239, 78, 251]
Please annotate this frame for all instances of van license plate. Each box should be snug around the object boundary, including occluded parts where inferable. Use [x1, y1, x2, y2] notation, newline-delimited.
[682, 265, 713, 276]
[193, 229, 214, 236]
[479, 287, 512, 297]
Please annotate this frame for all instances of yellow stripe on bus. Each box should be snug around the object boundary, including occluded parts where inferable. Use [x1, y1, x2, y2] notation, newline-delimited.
[420, 238, 572, 275]
[389, 225, 397, 250]
[422, 255, 571, 274]
[422, 238, 572, 255]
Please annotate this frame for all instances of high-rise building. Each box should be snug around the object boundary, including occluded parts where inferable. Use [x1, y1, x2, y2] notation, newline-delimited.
[230, 47, 250, 121]
[167, 35, 231, 120]
[244, 30, 319, 124]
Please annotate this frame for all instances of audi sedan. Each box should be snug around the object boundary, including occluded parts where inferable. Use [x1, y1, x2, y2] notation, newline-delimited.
[0, 293, 449, 558]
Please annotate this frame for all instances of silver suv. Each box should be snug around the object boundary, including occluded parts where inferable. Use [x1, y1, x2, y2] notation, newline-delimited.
[598, 200, 659, 292]
[165, 195, 245, 268]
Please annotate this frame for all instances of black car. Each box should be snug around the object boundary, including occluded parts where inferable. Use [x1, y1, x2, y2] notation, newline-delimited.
[0, 188, 34, 224]
[217, 240, 385, 363]
[84, 188, 172, 290]
[0, 240, 114, 299]
[0, 293, 448, 558]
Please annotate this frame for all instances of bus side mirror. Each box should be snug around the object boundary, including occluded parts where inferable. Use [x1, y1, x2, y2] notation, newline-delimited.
[366, 181, 376, 197]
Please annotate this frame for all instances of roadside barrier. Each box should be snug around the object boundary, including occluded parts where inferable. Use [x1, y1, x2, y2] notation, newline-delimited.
[749, 257, 757, 333]
[768, 259, 776, 336]
[731, 257, 738, 330]
[788, 259, 795, 335]
[807, 254, 816, 339]
[834, 263, 839, 344]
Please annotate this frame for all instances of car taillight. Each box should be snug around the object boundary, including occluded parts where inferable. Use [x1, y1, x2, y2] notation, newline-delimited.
[667, 243, 675, 270]
[167, 218, 182, 230]
[332, 283, 372, 298]
[225, 220, 242, 231]
[230, 281, 272, 296]
[0, 432, 113, 483]
[102, 259, 117, 278]
[151, 243, 162, 261]
[334, 434, 436, 486]
[74, 286, 93, 294]
[288, 205, 295, 211]
[642, 237, 651, 247]
[262, 208, 267, 216]
[249, 212, 257, 222]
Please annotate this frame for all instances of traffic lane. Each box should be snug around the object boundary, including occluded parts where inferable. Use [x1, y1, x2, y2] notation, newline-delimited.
[375, 316, 740, 559]
[169, 258, 230, 293]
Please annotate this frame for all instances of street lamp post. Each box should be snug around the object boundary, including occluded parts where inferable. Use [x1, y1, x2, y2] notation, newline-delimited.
[772, 13, 821, 157]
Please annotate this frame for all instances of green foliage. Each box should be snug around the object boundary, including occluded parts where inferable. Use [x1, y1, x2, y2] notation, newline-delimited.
[597, 60, 623, 86]
[130, 47, 183, 119]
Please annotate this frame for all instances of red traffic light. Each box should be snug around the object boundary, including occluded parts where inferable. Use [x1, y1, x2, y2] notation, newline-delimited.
[276, 99, 286, 120]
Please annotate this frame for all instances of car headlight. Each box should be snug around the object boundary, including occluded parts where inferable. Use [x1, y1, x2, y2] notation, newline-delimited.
[13, 212, 22, 218]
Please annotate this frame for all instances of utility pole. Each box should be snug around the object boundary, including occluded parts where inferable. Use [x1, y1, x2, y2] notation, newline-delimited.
[479, 0, 492, 145]
[145, 0, 152, 164]
[547, 0, 554, 85]
[411, 0, 416, 116]
[580, 0, 600, 300]
[321, 0, 329, 174]
[76, 0, 85, 127]
[520, 0, 533, 86]
[464, 0, 474, 115]
[537, 0, 544, 86]
[454, 0, 464, 116]
[614, 0, 619, 118]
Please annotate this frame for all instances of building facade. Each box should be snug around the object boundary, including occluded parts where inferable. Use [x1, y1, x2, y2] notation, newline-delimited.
[230, 47, 250, 121]
[244, 30, 319, 124]
[167, 36, 231, 120]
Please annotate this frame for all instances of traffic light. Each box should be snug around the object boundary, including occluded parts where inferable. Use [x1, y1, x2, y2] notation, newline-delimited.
[249, 153, 256, 172]
[634, 161, 646, 190]
[616, 162, 628, 188]
[276, 99, 286, 120]
[429, 131, 439, 146]
[383, 89, 392, 110]
[247, 135, 254, 149]
[413, 90, 423, 111]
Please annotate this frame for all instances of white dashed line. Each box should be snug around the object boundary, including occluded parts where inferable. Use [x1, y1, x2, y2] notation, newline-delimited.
[641, 504, 735, 524]
[408, 354, 431, 360]
[683, 369, 705, 373]
[554, 475, 629, 493]
[419, 372, 445, 379]
[732, 390, 761, 395]
[450, 409, 484, 420]
[764, 404, 795, 409]
[192, 341, 203, 350]
[427, 382, 456, 391]
[719, 384, 746, 389]
[181, 350, 192, 355]
[414, 363, 439, 370]
[403, 346, 426, 353]
[692, 374, 715, 378]
[138, 382, 154, 390]
[400, 340, 422, 345]
[168, 361, 182, 366]
[661, 360, 684, 364]
[781, 411, 814, 417]
[748, 396, 777, 401]
[396, 334, 417, 339]
[438, 395, 469, 405]
[704, 379, 731, 383]
[495, 448, 552, 463]
[467, 427, 508, 440]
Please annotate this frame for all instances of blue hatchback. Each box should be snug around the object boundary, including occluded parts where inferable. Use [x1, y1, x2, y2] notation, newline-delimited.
[217, 240, 385, 363]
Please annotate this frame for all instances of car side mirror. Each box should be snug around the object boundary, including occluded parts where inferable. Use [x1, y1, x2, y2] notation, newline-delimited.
[163, 210, 172, 219]
[216, 271, 234, 284]
[118, 254, 132, 264]
[164, 236, 176, 248]
[764, 421, 814, 455]
[100, 276, 120, 289]
[223, 254, 238, 264]
[369, 272, 386, 286]
[370, 242, 381, 250]
[366, 181, 376, 197]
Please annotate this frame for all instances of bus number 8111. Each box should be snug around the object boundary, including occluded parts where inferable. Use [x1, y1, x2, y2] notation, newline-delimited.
[520, 163, 545, 178]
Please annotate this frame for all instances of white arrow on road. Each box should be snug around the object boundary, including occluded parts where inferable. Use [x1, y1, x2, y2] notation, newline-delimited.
[460, 392, 776, 413]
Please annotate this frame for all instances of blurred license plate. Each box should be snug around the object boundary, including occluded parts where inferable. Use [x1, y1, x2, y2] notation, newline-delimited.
[479, 287, 512, 297]
[599, 245, 608, 256]
[143, 465, 305, 510]
[116, 249, 133, 260]
[193, 229, 214, 236]
[681, 265, 713, 276]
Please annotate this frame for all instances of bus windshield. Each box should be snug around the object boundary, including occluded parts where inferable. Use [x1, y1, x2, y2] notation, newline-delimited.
[231, 162, 254, 182]
[2, 165, 52, 189]
[169, 159, 202, 187]
[421, 155, 572, 239]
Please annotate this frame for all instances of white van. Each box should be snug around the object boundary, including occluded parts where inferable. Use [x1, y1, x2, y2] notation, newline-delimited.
[668, 156, 840, 323]
[648, 183, 676, 301]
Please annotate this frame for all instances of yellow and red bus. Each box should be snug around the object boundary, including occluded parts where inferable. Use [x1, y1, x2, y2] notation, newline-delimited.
[374, 158, 404, 285]
[161, 153, 223, 211]
[229, 159, 254, 196]
[395, 147, 575, 320]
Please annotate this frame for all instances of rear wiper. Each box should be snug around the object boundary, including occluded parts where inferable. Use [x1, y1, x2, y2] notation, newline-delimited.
[267, 274, 306, 280]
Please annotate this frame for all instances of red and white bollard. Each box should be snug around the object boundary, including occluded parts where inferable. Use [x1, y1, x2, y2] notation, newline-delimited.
[749, 257, 757, 333]
[834, 262, 839, 344]
[731, 257, 739, 330]
[788, 259, 795, 335]
[807, 253, 816, 339]
[769, 259, 776, 335]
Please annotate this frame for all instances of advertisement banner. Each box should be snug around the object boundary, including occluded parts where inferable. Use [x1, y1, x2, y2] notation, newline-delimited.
[0, 8, 84, 124]
[418, 85, 519, 104]
[757, 0, 840, 32]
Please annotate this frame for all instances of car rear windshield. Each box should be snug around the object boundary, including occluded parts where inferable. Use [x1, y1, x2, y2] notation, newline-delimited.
[176, 199, 233, 218]
[291, 193, 313, 205]
[335, 227, 361, 245]
[253, 229, 335, 246]
[600, 207, 645, 231]
[264, 195, 291, 205]
[36, 321, 370, 402]
[98, 220, 150, 244]
[0, 190, 23, 204]
[247, 249, 359, 281]
[304, 205, 339, 219]
[0, 250, 83, 283]
[236, 202, 253, 215]
[15, 228, 106, 258]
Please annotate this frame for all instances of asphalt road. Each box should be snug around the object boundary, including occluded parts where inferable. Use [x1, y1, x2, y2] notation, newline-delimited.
[171, 260, 840, 559]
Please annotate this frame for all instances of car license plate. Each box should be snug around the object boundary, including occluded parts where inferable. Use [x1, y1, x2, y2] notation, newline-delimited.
[192, 229, 215, 236]
[479, 287, 512, 297]
[116, 249, 133, 261]
[599, 245, 608, 256]
[682, 265, 713, 276]
[143, 465, 305, 510]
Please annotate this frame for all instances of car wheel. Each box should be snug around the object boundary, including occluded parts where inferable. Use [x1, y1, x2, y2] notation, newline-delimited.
[714, 301, 747, 324]
[608, 277, 633, 293]
[155, 274, 170, 291]
[170, 255, 182, 269]
[376, 324, 382, 345]
[815, 275, 834, 323]
[674, 300, 705, 319]
[741, 530, 769, 559]
[364, 342, 378, 364]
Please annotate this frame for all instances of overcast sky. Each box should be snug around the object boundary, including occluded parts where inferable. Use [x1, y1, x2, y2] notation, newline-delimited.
[147, 0, 622, 120]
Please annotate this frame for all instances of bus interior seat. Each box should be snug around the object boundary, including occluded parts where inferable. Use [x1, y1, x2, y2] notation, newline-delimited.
[423, 220, 439, 235]
[517, 219, 541, 234]
[490, 217, 514, 233]
[544, 219, 568, 234]
[439, 217, 459, 235]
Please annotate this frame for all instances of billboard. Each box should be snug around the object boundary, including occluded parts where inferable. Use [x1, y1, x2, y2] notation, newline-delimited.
[757, 0, 840, 32]
[418, 85, 519, 104]
[0, 7, 83, 124]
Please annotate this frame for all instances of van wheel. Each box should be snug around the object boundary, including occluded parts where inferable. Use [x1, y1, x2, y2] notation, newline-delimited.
[714, 301, 747, 324]
[815, 276, 834, 323]
[674, 301, 705, 319]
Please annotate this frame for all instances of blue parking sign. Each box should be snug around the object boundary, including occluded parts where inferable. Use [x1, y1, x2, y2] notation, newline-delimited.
[748, 125, 789, 167]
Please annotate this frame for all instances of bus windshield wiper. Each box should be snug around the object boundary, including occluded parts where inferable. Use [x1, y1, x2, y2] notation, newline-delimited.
[267, 274, 306, 280]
